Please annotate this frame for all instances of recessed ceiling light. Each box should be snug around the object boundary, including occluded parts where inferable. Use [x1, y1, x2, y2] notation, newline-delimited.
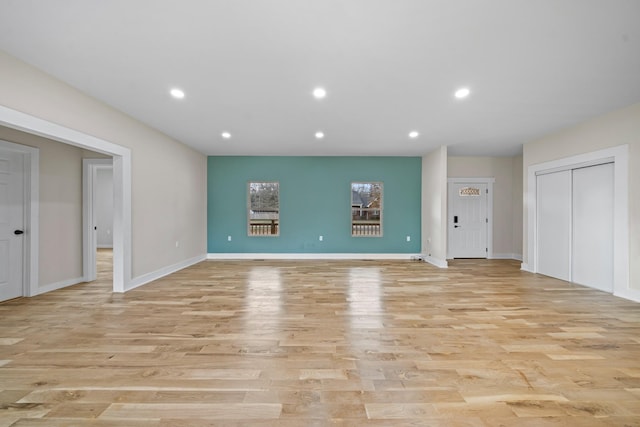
[221, 132, 231, 139]
[455, 87, 470, 99]
[409, 131, 419, 139]
[313, 87, 327, 99]
[170, 88, 185, 99]
[315, 131, 325, 139]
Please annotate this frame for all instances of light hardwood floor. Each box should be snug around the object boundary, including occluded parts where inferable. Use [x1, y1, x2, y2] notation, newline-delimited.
[1, 251, 639, 426]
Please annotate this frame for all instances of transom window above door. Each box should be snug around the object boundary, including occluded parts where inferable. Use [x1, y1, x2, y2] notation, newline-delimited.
[351, 182, 382, 237]
[248, 182, 279, 236]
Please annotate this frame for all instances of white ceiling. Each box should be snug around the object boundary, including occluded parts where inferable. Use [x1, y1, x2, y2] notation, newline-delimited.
[1, 0, 639, 157]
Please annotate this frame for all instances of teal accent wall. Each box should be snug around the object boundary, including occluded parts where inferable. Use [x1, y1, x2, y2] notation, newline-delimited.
[207, 156, 421, 253]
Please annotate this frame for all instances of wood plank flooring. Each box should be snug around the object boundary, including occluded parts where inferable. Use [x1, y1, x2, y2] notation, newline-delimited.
[1, 251, 639, 426]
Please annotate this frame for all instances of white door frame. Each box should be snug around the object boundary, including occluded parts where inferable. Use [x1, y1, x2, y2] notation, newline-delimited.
[447, 177, 494, 259]
[83, 158, 113, 283]
[0, 105, 132, 293]
[524, 144, 633, 301]
[0, 139, 39, 297]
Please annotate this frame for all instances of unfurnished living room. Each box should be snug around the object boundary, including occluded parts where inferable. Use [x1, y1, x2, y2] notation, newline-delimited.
[0, 1, 639, 425]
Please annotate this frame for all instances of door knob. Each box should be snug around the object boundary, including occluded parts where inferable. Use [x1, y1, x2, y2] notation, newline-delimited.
[14, 230, 24, 235]
[454, 225, 460, 228]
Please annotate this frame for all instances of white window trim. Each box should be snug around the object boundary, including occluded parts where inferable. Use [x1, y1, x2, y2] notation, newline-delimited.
[247, 181, 280, 237]
[351, 181, 383, 237]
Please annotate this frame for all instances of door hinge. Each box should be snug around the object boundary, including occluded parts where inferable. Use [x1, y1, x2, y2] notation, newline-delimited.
[486, 189, 489, 194]
[486, 247, 488, 252]
[486, 218, 488, 223]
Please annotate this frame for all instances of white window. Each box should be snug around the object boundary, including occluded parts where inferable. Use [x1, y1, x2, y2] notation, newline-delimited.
[351, 182, 382, 237]
[248, 182, 279, 236]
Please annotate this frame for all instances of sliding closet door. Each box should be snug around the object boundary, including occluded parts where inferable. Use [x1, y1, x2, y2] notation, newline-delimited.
[572, 163, 614, 292]
[536, 170, 571, 281]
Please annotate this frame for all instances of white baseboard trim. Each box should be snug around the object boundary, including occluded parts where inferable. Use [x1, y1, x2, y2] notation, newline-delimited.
[97, 245, 113, 249]
[518, 263, 638, 303]
[37, 276, 85, 295]
[127, 254, 207, 291]
[520, 263, 533, 273]
[207, 253, 416, 260]
[490, 253, 523, 261]
[423, 255, 448, 268]
[613, 289, 640, 303]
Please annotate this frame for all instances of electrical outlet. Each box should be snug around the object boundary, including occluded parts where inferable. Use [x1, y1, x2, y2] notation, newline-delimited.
[227, 235, 232, 242]
[406, 235, 411, 242]
[319, 235, 323, 241]
[175, 241, 179, 248]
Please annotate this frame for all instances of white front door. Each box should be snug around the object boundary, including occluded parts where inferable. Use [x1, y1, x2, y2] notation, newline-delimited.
[449, 183, 488, 258]
[0, 149, 24, 301]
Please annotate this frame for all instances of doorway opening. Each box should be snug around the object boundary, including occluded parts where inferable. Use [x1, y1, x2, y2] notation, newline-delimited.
[0, 105, 131, 293]
[83, 159, 114, 285]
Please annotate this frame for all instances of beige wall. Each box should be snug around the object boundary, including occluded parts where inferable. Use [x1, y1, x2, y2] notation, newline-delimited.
[0, 51, 207, 282]
[421, 146, 448, 265]
[448, 156, 523, 258]
[523, 102, 640, 291]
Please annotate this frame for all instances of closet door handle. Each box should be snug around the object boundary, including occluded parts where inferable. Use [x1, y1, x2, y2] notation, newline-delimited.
[14, 230, 24, 235]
